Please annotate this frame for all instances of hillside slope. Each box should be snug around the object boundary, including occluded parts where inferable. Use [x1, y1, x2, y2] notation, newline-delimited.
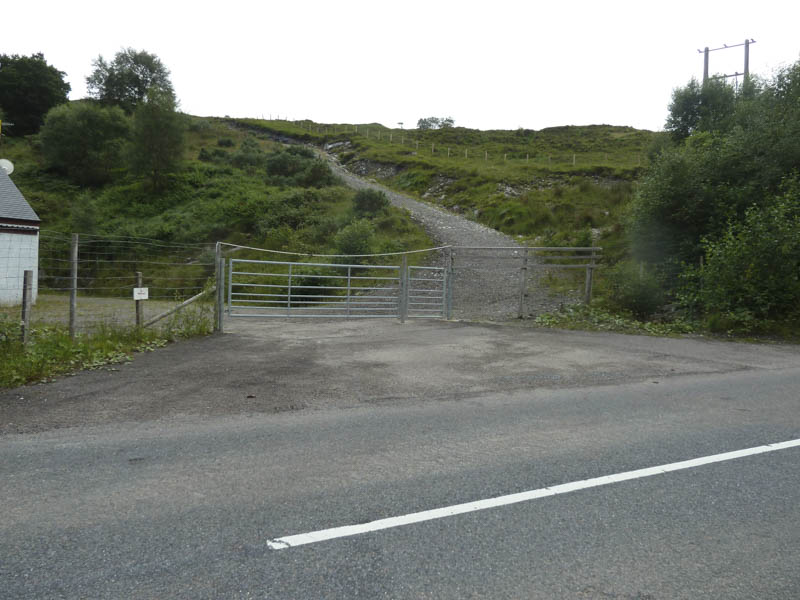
[234, 119, 659, 260]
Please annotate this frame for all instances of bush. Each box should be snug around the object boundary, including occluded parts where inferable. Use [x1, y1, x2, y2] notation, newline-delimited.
[217, 137, 235, 147]
[40, 100, 130, 185]
[335, 219, 374, 257]
[602, 260, 665, 318]
[697, 182, 800, 327]
[230, 136, 265, 170]
[353, 189, 389, 216]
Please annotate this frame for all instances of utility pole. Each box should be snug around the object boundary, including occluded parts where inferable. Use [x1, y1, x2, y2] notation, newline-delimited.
[699, 39, 755, 84]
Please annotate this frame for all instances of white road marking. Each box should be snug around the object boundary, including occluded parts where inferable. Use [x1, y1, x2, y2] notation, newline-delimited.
[267, 438, 800, 550]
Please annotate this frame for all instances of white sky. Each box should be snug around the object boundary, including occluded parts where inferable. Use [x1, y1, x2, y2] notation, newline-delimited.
[5, 1, 800, 131]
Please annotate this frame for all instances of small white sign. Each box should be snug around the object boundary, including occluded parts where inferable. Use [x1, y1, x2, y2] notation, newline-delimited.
[133, 287, 149, 300]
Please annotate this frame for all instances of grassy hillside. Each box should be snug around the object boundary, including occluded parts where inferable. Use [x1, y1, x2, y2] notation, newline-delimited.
[1, 116, 431, 256]
[236, 118, 659, 260]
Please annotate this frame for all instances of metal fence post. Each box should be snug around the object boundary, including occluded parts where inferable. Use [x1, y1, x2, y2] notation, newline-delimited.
[399, 254, 408, 323]
[445, 247, 454, 319]
[287, 263, 293, 316]
[21, 269, 32, 345]
[228, 258, 235, 318]
[346, 266, 352, 317]
[584, 251, 596, 305]
[517, 247, 529, 318]
[69, 233, 78, 339]
[217, 256, 225, 333]
[214, 242, 221, 332]
[135, 271, 143, 327]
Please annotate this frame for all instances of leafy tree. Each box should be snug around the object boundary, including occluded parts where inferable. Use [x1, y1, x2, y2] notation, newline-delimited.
[664, 78, 736, 142]
[0, 53, 70, 135]
[40, 101, 130, 185]
[129, 87, 184, 190]
[417, 116, 455, 130]
[87, 48, 173, 113]
[630, 59, 800, 325]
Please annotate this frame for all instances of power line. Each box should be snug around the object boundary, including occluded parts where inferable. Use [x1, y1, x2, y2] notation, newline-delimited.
[698, 39, 756, 83]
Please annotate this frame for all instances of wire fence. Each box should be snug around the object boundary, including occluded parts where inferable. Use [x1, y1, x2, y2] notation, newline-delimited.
[268, 119, 647, 171]
[1, 231, 216, 334]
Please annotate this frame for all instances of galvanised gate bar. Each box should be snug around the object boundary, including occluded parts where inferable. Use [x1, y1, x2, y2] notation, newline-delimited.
[227, 258, 447, 320]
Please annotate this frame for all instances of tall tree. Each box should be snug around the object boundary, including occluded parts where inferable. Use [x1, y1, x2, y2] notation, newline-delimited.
[87, 48, 173, 113]
[0, 53, 70, 135]
[130, 87, 184, 190]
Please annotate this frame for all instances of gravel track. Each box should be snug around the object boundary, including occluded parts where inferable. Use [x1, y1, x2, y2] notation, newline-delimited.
[327, 157, 577, 320]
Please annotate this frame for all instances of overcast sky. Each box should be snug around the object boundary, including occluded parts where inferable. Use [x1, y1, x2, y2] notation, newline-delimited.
[5, 1, 799, 131]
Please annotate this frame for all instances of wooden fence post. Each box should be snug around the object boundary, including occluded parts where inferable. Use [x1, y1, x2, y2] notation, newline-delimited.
[21, 270, 32, 345]
[69, 233, 78, 339]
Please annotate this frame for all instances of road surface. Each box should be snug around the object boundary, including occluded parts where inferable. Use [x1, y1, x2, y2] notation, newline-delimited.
[2, 319, 799, 598]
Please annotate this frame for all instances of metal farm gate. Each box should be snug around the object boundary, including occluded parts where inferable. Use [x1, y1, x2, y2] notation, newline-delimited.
[226, 258, 448, 320]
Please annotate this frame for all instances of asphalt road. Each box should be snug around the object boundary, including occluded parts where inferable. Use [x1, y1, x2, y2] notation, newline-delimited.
[2, 320, 799, 599]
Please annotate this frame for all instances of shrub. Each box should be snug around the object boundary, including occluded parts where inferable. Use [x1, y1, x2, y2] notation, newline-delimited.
[602, 260, 665, 318]
[697, 183, 800, 327]
[335, 219, 374, 257]
[353, 189, 389, 216]
[40, 100, 130, 185]
[217, 137, 235, 147]
[231, 136, 265, 170]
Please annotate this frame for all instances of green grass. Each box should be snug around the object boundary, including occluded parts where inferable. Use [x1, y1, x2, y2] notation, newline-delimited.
[235, 118, 657, 261]
[0, 293, 216, 388]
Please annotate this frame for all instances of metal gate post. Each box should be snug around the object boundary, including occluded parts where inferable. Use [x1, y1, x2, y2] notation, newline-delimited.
[346, 266, 352, 317]
[227, 259, 234, 316]
[216, 255, 225, 333]
[399, 254, 408, 323]
[287, 263, 293, 316]
[445, 247, 454, 319]
[517, 247, 529, 318]
[584, 251, 596, 305]
[214, 242, 221, 332]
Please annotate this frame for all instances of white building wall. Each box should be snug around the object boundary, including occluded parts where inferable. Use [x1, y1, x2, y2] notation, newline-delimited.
[0, 231, 39, 306]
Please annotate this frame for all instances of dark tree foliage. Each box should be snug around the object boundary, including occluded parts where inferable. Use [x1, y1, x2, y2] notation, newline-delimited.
[130, 87, 184, 190]
[40, 101, 130, 186]
[630, 60, 800, 325]
[0, 53, 70, 135]
[664, 78, 736, 142]
[87, 48, 174, 113]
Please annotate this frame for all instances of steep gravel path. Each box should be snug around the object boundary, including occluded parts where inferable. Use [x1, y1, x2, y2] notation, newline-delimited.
[326, 156, 571, 320]
[329, 161, 519, 249]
